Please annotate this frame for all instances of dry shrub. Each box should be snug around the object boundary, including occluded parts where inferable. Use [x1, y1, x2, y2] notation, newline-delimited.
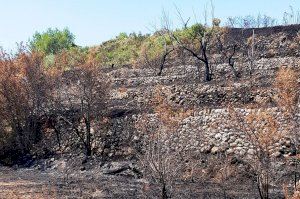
[136, 86, 192, 199]
[245, 111, 282, 152]
[295, 31, 300, 44]
[289, 42, 299, 52]
[151, 87, 192, 129]
[118, 87, 127, 94]
[213, 161, 237, 184]
[133, 43, 161, 70]
[228, 107, 282, 199]
[274, 67, 299, 114]
[274, 67, 299, 190]
[228, 107, 282, 157]
[0, 49, 54, 162]
[58, 62, 109, 157]
[284, 183, 300, 199]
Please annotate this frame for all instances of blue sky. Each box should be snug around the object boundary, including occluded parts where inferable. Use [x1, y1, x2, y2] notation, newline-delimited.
[0, 0, 299, 51]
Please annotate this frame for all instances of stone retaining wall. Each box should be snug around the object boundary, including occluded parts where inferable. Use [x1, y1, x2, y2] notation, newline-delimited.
[105, 56, 300, 159]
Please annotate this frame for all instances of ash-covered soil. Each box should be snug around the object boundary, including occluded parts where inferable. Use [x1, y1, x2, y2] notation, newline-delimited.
[0, 162, 285, 199]
[0, 166, 144, 199]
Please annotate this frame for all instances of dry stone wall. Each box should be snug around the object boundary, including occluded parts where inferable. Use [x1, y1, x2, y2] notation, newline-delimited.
[171, 107, 298, 158]
[103, 56, 300, 160]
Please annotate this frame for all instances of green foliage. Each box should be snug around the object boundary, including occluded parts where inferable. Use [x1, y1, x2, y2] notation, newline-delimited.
[43, 54, 55, 68]
[174, 23, 206, 41]
[140, 34, 171, 61]
[91, 24, 212, 67]
[117, 32, 128, 40]
[96, 32, 147, 66]
[35, 24, 213, 69]
[43, 46, 89, 69]
[29, 28, 75, 55]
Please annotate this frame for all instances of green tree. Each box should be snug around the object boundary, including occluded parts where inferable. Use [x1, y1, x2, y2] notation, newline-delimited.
[29, 28, 75, 55]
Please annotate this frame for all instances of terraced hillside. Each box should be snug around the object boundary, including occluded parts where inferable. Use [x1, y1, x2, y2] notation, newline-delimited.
[1, 54, 298, 198]
[102, 56, 300, 159]
[0, 25, 299, 199]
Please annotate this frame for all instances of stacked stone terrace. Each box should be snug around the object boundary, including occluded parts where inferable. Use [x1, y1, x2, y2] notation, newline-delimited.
[103, 56, 300, 158]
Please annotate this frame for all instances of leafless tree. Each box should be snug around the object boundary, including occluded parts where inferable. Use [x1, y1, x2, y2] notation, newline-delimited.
[157, 42, 174, 76]
[247, 29, 256, 76]
[283, 6, 300, 25]
[171, 26, 214, 81]
[215, 29, 240, 79]
[54, 58, 109, 158]
[140, 12, 175, 76]
[226, 15, 277, 28]
[136, 88, 192, 198]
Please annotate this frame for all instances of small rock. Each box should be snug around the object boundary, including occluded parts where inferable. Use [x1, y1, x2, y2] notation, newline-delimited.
[239, 149, 246, 156]
[230, 142, 237, 147]
[230, 157, 241, 164]
[248, 149, 255, 156]
[214, 133, 222, 140]
[285, 140, 291, 147]
[201, 145, 212, 153]
[80, 166, 86, 171]
[211, 146, 219, 154]
[271, 151, 282, 158]
[226, 148, 234, 155]
[289, 147, 297, 156]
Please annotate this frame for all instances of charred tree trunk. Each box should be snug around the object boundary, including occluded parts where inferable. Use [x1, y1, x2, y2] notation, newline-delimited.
[84, 100, 92, 157]
[204, 60, 211, 82]
[161, 182, 169, 199]
[157, 49, 174, 76]
[85, 119, 92, 157]
[201, 37, 212, 82]
[228, 45, 239, 80]
[181, 45, 212, 82]
[171, 32, 212, 82]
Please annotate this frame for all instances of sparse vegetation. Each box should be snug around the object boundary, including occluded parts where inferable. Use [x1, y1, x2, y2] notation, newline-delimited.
[0, 2, 300, 199]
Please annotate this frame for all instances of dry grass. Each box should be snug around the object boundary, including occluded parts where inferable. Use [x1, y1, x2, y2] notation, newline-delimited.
[284, 184, 300, 199]
[0, 181, 58, 199]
